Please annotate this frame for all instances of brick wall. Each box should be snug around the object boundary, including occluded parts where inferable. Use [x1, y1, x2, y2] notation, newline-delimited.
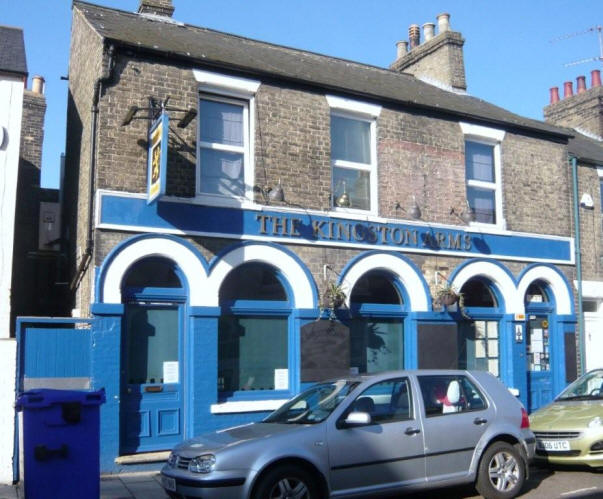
[390, 31, 466, 91]
[64, 8, 108, 314]
[544, 86, 603, 138]
[68, 27, 576, 315]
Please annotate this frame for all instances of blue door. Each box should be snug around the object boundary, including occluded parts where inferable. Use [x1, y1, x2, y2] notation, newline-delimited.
[121, 302, 184, 453]
[526, 314, 553, 411]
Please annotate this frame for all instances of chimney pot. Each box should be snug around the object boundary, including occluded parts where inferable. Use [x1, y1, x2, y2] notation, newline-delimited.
[549, 86, 560, 104]
[437, 13, 450, 33]
[592, 69, 602, 88]
[576, 75, 587, 94]
[423, 22, 435, 41]
[31, 75, 45, 95]
[563, 81, 574, 98]
[409, 24, 421, 49]
[396, 40, 409, 58]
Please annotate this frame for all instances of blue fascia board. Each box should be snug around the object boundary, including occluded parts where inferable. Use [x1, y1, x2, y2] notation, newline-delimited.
[99, 193, 574, 264]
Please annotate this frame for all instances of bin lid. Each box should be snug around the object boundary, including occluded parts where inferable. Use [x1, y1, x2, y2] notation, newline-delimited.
[16, 388, 106, 411]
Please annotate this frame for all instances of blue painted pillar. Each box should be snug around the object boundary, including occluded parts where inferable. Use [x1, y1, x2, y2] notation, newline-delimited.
[509, 318, 528, 409]
[188, 307, 220, 436]
[90, 303, 124, 471]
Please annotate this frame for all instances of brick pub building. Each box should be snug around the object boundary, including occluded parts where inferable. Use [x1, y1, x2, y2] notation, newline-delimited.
[19, 0, 601, 471]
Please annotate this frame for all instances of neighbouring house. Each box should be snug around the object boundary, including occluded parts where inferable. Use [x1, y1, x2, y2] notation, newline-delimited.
[544, 71, 603, 372]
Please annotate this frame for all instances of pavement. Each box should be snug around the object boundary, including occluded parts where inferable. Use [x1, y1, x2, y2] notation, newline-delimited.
[0, 472, 169, 499]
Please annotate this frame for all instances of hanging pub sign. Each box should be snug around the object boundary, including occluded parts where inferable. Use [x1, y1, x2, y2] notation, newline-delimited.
[147, 111, 169, 204]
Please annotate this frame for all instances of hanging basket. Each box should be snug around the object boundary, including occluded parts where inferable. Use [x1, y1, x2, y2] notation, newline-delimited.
[439, 292, 458, 306]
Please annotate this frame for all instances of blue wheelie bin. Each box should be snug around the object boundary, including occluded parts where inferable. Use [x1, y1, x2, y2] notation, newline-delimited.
[16, 388, 106, 499]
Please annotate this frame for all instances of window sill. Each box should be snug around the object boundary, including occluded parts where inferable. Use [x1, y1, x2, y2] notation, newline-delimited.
[210, 399, 289, 414]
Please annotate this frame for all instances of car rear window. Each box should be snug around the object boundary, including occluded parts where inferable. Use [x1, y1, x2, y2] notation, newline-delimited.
[418, 375, 487, 417]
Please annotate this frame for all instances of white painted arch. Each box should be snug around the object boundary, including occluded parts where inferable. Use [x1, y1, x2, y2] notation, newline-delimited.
[101, 237, 208, 305]
[340, 253, 429, 311]
[517, 266, 573, 315]
[451, 260, 520, 315]
[206, 244, 315, 308]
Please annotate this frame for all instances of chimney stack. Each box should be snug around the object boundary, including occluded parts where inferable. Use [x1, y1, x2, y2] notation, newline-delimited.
[545, 70, 603, 138]
[31, 75, 45, 95]
[390, 13, 466, 92]
[409, 24, 420, 49]
[138, 0, 174, 17]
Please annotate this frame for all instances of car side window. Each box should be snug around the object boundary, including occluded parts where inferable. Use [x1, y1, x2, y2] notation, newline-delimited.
[346, 378, 413, 424]
[418, 375, 487, 417]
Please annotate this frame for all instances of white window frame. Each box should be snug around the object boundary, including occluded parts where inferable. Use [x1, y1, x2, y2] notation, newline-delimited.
[193, 69, 260, 207]
[327, 95, 381, 215]
[460, 122, 505, 230]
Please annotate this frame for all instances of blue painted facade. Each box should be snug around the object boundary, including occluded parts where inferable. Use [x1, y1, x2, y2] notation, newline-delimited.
[16, 209, 577, 472]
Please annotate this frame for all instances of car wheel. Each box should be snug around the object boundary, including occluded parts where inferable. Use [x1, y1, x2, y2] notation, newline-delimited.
[475, 441, 525, 499]
[253, 464, 319, 499]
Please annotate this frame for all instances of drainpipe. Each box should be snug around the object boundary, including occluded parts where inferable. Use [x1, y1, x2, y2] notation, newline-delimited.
[70, 44, 114, 291]
[570, 155, 586, 375]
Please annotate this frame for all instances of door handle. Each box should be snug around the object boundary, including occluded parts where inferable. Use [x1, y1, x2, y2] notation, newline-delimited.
[405, 427, 421, 435]
[473, 417, 488, 425]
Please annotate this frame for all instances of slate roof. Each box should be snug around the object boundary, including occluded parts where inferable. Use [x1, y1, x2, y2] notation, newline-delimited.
[73, 1, 571, 140]
[0, 25, 27, 76]
[569, 133, 603, 165]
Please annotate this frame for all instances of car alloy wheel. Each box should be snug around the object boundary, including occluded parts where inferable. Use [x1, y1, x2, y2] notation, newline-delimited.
[269, 477, 308, 499]
[476, 441, 525, 499]
[254, 464, 318, 499]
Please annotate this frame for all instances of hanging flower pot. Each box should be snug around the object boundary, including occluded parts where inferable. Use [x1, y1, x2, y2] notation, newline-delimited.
[320, 282, 347, 320]
[439, 292, 458, 306]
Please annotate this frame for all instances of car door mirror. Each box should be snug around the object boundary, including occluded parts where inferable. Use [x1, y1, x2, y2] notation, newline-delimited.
[344, 411, 372, 426]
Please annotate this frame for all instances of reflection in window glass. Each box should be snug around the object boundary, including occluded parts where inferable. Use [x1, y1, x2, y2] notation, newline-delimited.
[218, 316, 288, 392]
[125, 305, 178, 384]
[465, 140, 498, 225]
[350, 271, 402, 304]
[199, 96, 247, 197]
[220, 263, 286, 302]
[467, 186, 496, 224]
[333, 167, 370, 210]
[350, 319, 403, 374]
[124, 257, 181, 288]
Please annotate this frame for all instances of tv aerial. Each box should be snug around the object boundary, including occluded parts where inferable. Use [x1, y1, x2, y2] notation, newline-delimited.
[550, 25, 603, 67]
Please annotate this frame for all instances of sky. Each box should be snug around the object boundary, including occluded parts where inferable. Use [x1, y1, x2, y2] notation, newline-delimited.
[2, 0, 602, 188]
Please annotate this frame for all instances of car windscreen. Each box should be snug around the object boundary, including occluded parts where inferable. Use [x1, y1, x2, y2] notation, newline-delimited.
[556, 369, 603, 401]
[263, 380, 359, 424]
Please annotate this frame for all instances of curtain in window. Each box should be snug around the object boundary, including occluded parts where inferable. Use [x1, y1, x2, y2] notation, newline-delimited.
[465, 141, 494, 182]
[468, 186, 495, 224]
[200, 100, 243, 146]
[331, 115, 370, 164]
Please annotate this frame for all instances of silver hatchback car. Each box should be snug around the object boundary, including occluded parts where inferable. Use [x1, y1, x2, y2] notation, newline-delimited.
[161, 370, 535, 499]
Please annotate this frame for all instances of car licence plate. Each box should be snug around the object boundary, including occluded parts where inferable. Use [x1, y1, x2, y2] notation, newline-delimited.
[161, 475, 176, 492]
[537, 439, 570, 451]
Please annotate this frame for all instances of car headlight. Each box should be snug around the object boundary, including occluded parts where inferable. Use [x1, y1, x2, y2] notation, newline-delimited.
[588, 416, 602, 429]
[167, 452, 177, 467]
[189, 454, 216, 473]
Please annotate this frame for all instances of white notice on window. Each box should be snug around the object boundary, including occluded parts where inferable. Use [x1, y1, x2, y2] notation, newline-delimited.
[532, 339, 544, 354]
[163, 361, 179, 384]
[274, 369, 289, 390]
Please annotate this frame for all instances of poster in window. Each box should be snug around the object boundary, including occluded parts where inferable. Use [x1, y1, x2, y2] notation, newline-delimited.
[147, 111, 169, 204]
